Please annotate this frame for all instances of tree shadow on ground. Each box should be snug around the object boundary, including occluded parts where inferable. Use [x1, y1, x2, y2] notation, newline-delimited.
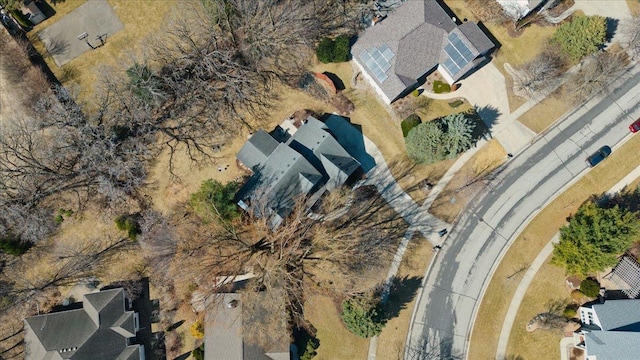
[38, 1, 57, 18]
[166, 319, 185, 332]
[472, 104, 500, 138]
[323, 71, 345, 91]
[382, 276, 422, 321]
[604, 17, 619, 45]
[44, 36, 69, 57]
[174, 352, 191, 360]
[596, 184, 640, 212]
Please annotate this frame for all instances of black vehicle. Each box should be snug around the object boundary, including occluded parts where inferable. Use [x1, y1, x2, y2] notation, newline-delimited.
[585, 146, 612, 168]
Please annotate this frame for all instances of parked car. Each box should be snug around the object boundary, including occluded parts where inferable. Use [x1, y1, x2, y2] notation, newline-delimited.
[585, 146, 612, 167]
[630, 118, 640, 133]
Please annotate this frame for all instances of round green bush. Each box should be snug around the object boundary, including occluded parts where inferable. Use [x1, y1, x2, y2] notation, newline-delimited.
[580, 278, 601, 298]
[340, 297, 385, 338]
[401, 114, 422, 137]
[563, 307, 577, 318]
[192, 344, 204, 360]
[316, 35, 351, 63]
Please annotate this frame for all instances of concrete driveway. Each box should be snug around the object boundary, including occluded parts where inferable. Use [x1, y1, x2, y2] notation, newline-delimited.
[456, 63, 510, 130]
[423, 63, 537, 154]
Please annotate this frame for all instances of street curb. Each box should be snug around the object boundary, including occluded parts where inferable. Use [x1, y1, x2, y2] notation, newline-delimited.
[463, 131, 636, 359]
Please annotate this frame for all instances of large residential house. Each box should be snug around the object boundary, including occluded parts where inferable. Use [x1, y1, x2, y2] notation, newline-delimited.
[236, 115, 361, 228]
[352, 0, 496, 104]
[575, 299, 640, 360]
[204, 293, 290, 360]
[24, 288, 144, 360]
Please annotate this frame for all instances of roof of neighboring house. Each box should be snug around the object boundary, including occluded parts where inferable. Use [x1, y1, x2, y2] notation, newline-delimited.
[236, 116, 361, 226]
[204, 293, 290, 360]
[24, 288, 140, 360]
[584, 331, 640, 360]
[352, 0, 495, 102]
[608, 255, 640, 299]
[591, 300, 640, 332]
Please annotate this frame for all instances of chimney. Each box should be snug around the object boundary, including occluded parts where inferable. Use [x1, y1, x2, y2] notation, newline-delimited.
[227, 299, 239, 309]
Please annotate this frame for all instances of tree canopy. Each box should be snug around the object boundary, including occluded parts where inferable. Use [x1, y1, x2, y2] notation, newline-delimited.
[405, 113, 475, 164]
[551, 201, 640, 276]
[340, 295, 385, 338]
[189, 179, 240, 222]
[551, 15, 607, 62]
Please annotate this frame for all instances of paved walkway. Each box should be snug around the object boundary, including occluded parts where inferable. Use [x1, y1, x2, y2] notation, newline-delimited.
[494, 162, 640, 359]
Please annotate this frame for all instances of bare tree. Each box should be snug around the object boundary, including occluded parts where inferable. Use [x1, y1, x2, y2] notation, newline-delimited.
[568, 50, 630, 102]
[148, 186, 404, 325]
[465, 0, 509, 24]
[203, 0, 320, 78]
[623, 16, 640, 60]
[511, 51, 566, 99]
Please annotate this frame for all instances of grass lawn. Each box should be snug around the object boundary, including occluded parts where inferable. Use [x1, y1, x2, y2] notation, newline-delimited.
[315, 62, 462, 204]
[505, 261, 570, 359]
[376, 234, 433, 360]
[28, 0, 178, 108]
[468, 135, 640, 360]
[484, 23, 557, 112]
[430, 139, 507, 222]
[517, 91, 572, 133]
[305, 295, 370, 360]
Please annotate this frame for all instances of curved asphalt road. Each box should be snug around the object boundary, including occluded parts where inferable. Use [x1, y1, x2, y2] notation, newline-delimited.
[405, 66, 640, 359]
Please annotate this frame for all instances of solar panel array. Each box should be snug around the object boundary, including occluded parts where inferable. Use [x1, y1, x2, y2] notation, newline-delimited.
[442, 32, 475, 78]
[359, 44, 395, 83]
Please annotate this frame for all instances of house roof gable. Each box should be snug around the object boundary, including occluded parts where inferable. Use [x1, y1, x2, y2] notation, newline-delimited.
[592, 300, 640, 332]
[584, 331, 640, 360]
[24, 288, 141, 360]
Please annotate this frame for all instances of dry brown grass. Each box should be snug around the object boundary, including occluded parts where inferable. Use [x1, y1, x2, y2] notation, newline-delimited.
[468, 135, 640, 360]
[484, 23, 557, 112]
[313, 61, 460, 203]
[305, 295, 370, 360]
[430, 139, 507, 222]
[376, 234, 433, 360]
[506, 261, 570, 360]
[518, 92, 572, 133]
[627, 0, 640, 16]
[28, 0, 178, 107]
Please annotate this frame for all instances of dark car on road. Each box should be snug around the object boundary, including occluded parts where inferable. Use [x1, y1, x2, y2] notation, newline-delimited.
[585, 146, 612, 167]
[630, 118, 640, 133]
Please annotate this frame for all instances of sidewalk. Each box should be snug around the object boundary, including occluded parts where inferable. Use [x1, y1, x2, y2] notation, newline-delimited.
[494, 163, 640, 359]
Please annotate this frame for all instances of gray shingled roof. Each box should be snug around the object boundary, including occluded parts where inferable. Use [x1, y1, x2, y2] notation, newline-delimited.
[236, 116, 361, 226]
[237, 130, 280, 170]
[352, 0, 495, 102]
[204, 293, 290, 360]
[592, 300, 640, 331]
[24, 288, 141, 360]
[584, 331, 640, 360]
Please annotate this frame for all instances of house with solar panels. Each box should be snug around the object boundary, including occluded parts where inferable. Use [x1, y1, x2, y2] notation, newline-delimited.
[352, 0, 496, 104]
